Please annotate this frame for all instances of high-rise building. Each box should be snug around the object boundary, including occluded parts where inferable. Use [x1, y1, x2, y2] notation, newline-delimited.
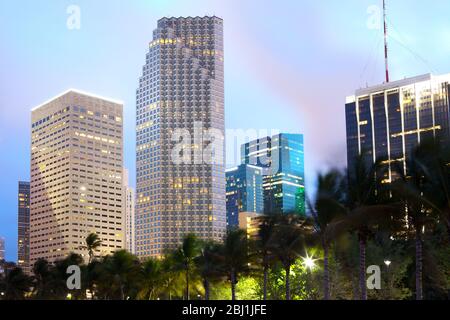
[18, 181, 30, 273]
[30, 89, 125, 265]
[0, 237, 5, 261]
[123, 169, 136, 254]
[345, 73, 450, 180]
[238, 212, 263, 240]
[225, 164, 264, 228]
[135, 16, 226, 258]
[241, 133, 305, 215]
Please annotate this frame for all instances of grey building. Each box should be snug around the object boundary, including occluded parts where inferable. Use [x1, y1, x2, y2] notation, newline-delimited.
[135, 16, 226, 258]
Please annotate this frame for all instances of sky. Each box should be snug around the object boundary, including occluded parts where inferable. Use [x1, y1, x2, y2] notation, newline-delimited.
[2, 0, 450, 261]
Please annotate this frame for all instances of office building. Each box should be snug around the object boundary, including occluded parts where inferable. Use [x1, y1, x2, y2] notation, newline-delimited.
[18, 181, 30, 273]
[135, 16, 226, 257]
[0, 237, 5, 261]
[345, 73, 450, 180]
[30, 89, 125, 265]
[123, 169, 136, 254]
[225, 164, 264, 228]
[238, 212, 263, 240]
[241, 133, 305, 215]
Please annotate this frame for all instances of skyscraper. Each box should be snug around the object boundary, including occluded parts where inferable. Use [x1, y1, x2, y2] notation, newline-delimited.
[136, 16, 226, 258]
[345, 73, 450, 180]
[30, 89, 125, 265]
[226, 164, 264, 228]
[0, 237, 5, 261]
[123, 169, 136, 254]
[241, 133, 305, 215]
[18, 181, 30, 274]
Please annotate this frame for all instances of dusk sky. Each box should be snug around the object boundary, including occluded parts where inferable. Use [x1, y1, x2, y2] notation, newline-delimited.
[2, 0, 450, 261]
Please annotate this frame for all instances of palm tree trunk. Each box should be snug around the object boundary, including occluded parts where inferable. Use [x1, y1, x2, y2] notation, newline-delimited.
[185, 269, 190, 301]
[203, 278, 210, 300]
[285, 266, 291, 300]
[231, 271, 237, 300]
[323, 241, 330, 300]
[415, 227, 423, 300]
[263, 265, 268, 300]
[359, 235, 367, 300]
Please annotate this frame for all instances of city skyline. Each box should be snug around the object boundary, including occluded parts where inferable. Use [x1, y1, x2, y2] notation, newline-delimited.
[3, 1, 450, 260]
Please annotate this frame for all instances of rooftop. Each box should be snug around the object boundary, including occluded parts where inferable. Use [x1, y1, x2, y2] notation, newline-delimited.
[31, 89, 123, 112]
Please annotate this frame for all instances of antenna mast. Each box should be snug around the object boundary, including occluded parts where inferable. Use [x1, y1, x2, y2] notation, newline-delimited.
[383, 0, 390, 83]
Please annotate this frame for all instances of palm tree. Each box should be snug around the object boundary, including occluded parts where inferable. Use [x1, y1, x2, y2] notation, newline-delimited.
[139, 258, 163, 300]
[269, 214, 312, 300]
[391, 141, 441, 300]
[328, 154, 400, 300]
[255, 215, 277, 300]
[217, 229, 250, 300]
[172, 234, 200, 300]
[85, 233, 102, 264]
[194, 241, 221, 300]
[101, 250, 140, 300]
[32, 258, 53, 299]
[0, 267, 32, 300]
[308, 169, 346, 300]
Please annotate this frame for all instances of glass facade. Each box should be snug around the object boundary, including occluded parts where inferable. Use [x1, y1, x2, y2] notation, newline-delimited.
[18, 181, 30, 274]
[241, 133, 305, 216]
[346, 73, 450, 181]
[136, 16, 226, 258]
[225, 164, 264, 228]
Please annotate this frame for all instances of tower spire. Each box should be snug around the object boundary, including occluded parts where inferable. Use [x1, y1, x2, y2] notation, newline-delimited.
[383, 0, 390, 83]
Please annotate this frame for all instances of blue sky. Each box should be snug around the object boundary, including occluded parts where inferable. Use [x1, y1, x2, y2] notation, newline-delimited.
[1, 0, 450, 261]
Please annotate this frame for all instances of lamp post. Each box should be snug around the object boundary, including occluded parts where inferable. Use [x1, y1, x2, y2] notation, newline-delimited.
[384, 260, 392, 299]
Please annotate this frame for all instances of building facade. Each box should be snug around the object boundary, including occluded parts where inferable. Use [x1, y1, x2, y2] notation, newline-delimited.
[345, 73, 450, 180]
[226, 164, 264, 228]
[0, 237, 5, 261]
[18, 181, 30, 273]
[123, 169, 136, 254]
[30, 89, 125, 265]
[136, 16, 226, 258]
[241, 133, 305, 215]
[238, 212, 263, 240]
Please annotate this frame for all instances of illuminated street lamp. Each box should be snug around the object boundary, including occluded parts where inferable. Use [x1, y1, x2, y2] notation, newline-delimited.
[384, 260, 391, 267]
[302, 254, 317, 271]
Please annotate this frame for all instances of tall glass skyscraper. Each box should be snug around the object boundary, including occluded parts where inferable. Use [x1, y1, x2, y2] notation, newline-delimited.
[225, 164, 264, 228]
[18, 181, 30, 274]
[241, 133, 305, 215]
[136, 16, 226, 258]
[346, 73, 450, 180]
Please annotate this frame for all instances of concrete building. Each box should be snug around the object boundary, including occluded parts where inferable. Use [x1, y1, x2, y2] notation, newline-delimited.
[238, 212, 262, 240]
[346, 73, 450, 181]
[0, 237, 5, 261]
[135, 16, 226, 257]
[30, 89, 125, 264]
[123, 169, 136, 254]
[18, 181, 31, 273]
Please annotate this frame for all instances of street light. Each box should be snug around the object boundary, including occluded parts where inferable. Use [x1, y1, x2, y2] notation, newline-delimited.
[384, 260, 392, 299]
[302, 254, 316, 270]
